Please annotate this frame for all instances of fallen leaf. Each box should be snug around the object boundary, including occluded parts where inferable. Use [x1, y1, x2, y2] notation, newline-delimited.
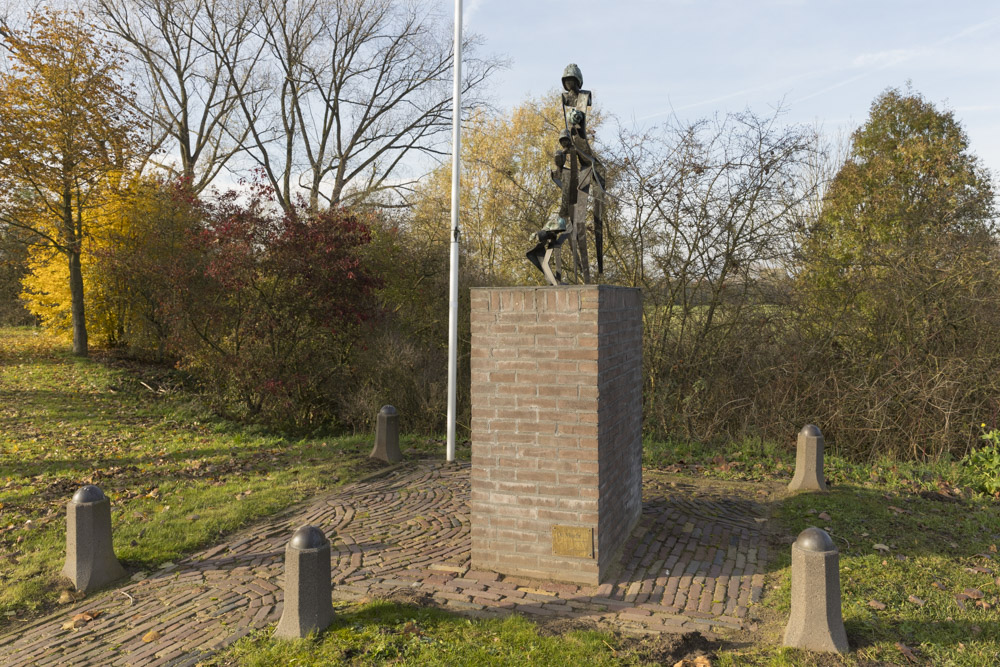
[907, 595, 925, 607]
[672, 658, 711, 667]
[896, 642, 919, 663]
[963, 588, 984, 599]
[888, 505, 908, 514]
[965, 567, 992, 575]
[955, 594, 969, 611]
[874, 544, 890, 553]
[932, 581, 946, 590]
[868, 600, 886, 610]
[818, 512, 832, 521]
[142, 630, 161, 642]
[186, 514, 200, 521]
[61, 611, 100, 630]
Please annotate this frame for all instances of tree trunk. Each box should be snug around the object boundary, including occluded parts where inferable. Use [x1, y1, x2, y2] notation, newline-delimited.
[63, 182, 88, 357]
[68, 249, 88, 356]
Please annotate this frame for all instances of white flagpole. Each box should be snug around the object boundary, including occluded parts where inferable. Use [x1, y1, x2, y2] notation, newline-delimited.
[446, 0, 462, 463]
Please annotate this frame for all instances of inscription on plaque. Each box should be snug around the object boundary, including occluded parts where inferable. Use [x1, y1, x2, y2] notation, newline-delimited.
[551, 525, 594, 558]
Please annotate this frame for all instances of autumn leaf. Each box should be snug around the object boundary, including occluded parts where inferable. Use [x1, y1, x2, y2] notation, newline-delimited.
[896, 642, 919, 663]
[874, 544, 890, 553]
[817, 512, 832, 521]
[61, 611, 100, 630]
[142, 630, 162, 642]
[907, 595, 925, 607]
[868, 600, 886, 610]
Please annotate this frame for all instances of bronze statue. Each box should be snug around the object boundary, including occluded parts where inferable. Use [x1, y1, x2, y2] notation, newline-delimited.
[526, 63, 606, 285]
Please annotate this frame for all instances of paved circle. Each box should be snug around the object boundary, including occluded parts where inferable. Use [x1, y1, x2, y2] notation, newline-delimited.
[0, 462, 769, 665]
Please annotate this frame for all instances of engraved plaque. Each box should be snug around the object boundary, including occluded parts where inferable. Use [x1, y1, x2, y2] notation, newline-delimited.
[551, 525, 594, 558]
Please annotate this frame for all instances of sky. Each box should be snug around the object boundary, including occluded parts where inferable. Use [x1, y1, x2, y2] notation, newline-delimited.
[438, 0, 1000, 180]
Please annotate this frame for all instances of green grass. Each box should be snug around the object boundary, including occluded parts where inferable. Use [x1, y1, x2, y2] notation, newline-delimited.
[216, 600, 652, 666]
[644, 436, 1000, 666]
[0, 327, 452, 627]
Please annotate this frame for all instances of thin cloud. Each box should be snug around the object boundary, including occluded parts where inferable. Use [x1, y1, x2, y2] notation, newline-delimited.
[794, 15, 1000, 104]
[851, 49, 917, 68]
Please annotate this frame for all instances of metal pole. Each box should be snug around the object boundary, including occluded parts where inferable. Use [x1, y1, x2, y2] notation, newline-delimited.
[446, 0, 462, 463]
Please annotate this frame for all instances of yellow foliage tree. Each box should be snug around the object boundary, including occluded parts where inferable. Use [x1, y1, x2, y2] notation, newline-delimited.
[410, 93, 596, 283]
[22, 181, 135, 345]
[0, 10, 142, 355]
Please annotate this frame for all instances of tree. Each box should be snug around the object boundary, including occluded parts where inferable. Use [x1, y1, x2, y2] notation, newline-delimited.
[799, 87, 996, 351]
[0, 222, 34, 325]
[0, 10, 142, 355]
[600, 110, 819, 437]
[796, 87, 1000, 457]
[216, 0, 502, 211]
[93, 0, 261, 193]
[409, 94, 578, 283]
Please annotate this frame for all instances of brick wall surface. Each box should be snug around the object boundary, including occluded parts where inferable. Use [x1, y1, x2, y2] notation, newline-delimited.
[470, 285, 643, 584]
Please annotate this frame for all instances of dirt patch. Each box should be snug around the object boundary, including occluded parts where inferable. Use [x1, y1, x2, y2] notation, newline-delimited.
[618, 630, 718, 665]
[537, 621, 720, 666]
[377, 586, 437, 608]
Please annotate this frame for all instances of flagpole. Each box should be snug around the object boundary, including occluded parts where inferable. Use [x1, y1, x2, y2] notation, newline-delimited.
[446, 0, 462, 463]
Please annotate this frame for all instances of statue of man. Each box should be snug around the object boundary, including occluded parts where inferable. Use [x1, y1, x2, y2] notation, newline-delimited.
[526, 63, 605, 285]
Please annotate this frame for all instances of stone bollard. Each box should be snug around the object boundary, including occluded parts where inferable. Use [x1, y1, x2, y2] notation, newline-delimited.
[62, 485, 126, 593]
[788, 424, 827, 491]
[275, 525, 334, 639]
[369, 405, 401, 463]
[784, 527, 849, 654]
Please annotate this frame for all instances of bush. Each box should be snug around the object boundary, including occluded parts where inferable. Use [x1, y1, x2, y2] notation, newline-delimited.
[963, 427, 1000, 496]
[162, 187, 382, 430]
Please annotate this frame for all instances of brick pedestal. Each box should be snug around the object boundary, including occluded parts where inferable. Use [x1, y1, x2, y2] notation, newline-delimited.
[470, 285, 642, 585]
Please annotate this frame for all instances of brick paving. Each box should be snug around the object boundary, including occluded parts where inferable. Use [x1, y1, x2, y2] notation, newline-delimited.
[0, 462, 769, 665]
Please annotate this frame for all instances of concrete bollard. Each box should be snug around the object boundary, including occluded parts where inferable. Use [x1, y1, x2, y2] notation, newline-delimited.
[62, 485, 126, 593]
[275, 525, 334, 639]
[784, 527, 849, 654]
[788, 424, 827, 491]
[369, 405, 401, 463]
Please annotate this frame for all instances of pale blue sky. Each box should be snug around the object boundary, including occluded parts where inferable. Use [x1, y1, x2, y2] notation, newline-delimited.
[444, 0, 1000, 178]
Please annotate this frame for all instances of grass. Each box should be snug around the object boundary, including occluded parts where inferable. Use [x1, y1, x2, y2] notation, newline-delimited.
[644, 434, 1000, 665]
[0, 326, 451, 627]
[215, 600, 658, 666]
[4, 326, 1000, 665]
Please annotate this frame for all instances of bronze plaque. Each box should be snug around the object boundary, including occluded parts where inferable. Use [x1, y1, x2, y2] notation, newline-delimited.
[551, 525, 594, 558]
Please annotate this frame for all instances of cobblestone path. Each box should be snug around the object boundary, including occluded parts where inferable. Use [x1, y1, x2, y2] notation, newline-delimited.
[0, 462, 770, 666]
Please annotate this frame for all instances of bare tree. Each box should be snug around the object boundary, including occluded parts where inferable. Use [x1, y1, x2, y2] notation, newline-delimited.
[601, 110, 820, 436]
[93, 0, 264, 193]
[220, 0, 502, 211]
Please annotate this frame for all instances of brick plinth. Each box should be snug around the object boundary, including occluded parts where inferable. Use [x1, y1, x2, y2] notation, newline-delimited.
[470, 285, 642, 584]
